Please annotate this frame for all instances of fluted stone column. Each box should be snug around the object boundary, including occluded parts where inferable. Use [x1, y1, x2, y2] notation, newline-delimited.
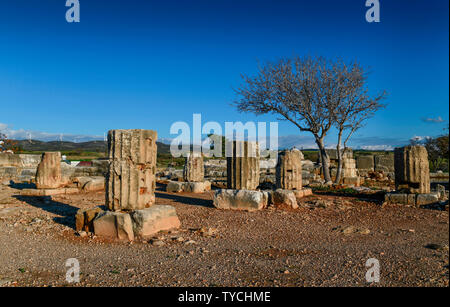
[227, 141, 259, 190]
[35, 152, 63, 189]
[106, 129, 158, 211]
[183, 152, 204, 182]
[276, 149, 303, 190]
[394, 145, 430, 194]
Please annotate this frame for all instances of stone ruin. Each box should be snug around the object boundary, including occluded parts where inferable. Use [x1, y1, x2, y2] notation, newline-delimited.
[274, 149, 312, 204]
[385, 145, 439, 206]
[35, 152, 64, 189]
[166, 151, 211, 193]
[77, 129, 181, 241]
[106, 129, 157, 211]
[394, 145, 430, 194]
[214, 145, 313, 211]
[341, 152, 361, 187]
[227, 140, 260, 190]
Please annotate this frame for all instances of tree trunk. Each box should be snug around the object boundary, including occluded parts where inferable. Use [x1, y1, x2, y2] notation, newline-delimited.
[315, 137, 332, 184]
[335, 130, 344, 184]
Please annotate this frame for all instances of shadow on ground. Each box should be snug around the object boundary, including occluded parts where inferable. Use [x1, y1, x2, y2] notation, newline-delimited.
[13, 195, 78, 228]
[155, 192, 214, 208]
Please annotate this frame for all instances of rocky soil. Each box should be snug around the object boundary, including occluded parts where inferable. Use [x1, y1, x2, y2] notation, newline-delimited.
[0, 183, 448, 287]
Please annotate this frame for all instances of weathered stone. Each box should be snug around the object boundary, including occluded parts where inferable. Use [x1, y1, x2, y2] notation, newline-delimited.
[276, 149, 303, 190]
[293, 188, 313, 198]
[106, 129, 158, 211]
[0, 153, 23, 167]
[166, 181, 184, 193]
[184, 182, 206, 193]
[394, 145, 430, 194]
[131, 205, 181, 238]
[75, 206, 104, 232]
[166, 180, 212, 193]
[83, 177, 105, 192]
[272, 189, 298, 209]
[93, 211, 134, 241]
[375, 154, 395, 172]
[416, 193, 439, 206]
[343, 177, 361, 187]
[213, 189, 268, 211]
[35, 152, 64, 189]
[356, 155, 374, 171]
[93, 211, 118, 238]
[342, 158, 358, 178]
[183, 152, 204, 182]
[20, 187, 79, 196]
[226, 141, 260, 190]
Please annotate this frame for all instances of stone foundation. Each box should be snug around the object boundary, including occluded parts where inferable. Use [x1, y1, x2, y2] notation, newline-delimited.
[384, 192, 439, 207]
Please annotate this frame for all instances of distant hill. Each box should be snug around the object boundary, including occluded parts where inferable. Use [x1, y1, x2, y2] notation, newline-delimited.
[14, 139, 171, 154]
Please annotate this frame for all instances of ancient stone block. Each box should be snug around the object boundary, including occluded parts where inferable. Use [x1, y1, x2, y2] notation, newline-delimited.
[93, 211, 134, 241]
[416, 193, 439, 206]
[356, 155, 374, 171]
[213, 189, 268, 211]
[35, 152, 63, 189]
[226, 141, 260, 190]
[106, 129, 158, 211]
[166, 181, 184, 193]
[131, 205, 181, 238]
[272, 189, 298, 209]
[75, 206, 104, 232]
[183, 152, 204, 182]
[276, 149, 303, 190]
[375, 154, 395, 172]
[394, 145, 430, 194]
[342, 158, 358, 178]
[343, 177, 361, 187]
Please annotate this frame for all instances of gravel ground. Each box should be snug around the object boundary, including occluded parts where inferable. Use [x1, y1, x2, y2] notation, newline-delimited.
[0, 183, 448, 287]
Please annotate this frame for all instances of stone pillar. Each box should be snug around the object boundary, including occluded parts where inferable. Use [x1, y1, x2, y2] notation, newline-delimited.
[276, 149, 303, 190]
[106, 129, 158, 212]
[342, 157, 357, 178]
[183, 152, 204, 182]
[227, 141, 259, 190]
[35, 152, 63, 189]
[394, 145, 430, 194]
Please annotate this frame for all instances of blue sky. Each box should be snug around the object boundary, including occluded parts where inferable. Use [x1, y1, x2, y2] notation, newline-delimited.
[0, 0, 448, 150]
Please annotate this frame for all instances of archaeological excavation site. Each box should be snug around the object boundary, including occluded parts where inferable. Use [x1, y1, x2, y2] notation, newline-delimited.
[1, 0, 448, 295]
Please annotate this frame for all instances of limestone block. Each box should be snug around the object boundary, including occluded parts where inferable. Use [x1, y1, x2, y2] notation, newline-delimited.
[394, 146, 430, 194]
[356, 155, 374, 171]
[272, 189, 298, 209]
[131, 205, 181, 238]
[35, 152, 63, 189]
[93, 211, 134, 241]
[213, 189, 268, 211]
[226, 141, 260, 190]
[106, 129, 158, 211]
[183, 152, 204, 182]
[276, 149, 303, 190]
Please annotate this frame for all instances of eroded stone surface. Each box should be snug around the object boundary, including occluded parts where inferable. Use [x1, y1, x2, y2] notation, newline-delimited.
[213, 189, 268, 211]
[226, 141, 260, 190]
[131, 205, 181, 238]
[35, 152, 63, 189]
[276, 149, 303, 190]
[272, 189, 298, 209]
[183, 152, 204, 182]
[106, 129, 158, 211]
[394, 146, 430, 194]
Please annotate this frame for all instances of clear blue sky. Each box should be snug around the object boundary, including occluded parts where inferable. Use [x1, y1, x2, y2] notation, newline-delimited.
[0, 0, 448, 149]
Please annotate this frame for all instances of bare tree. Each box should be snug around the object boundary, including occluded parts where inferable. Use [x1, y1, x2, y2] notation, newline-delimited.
[234, 56, 376, 183]
[333, 62, 387, 183]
